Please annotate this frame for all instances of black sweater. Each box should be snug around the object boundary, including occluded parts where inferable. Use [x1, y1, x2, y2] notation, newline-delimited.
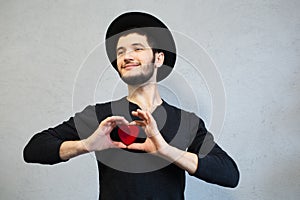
[24, 97, 239, 200]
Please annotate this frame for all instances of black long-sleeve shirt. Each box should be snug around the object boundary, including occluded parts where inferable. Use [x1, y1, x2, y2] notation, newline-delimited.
[24, 97, 239, 199]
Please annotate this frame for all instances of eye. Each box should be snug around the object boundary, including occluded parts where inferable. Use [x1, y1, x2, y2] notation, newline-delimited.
[117, 50, 124, 56]
[134, 47, 144, 51]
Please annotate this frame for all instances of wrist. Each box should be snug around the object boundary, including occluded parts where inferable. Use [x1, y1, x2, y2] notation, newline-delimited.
[80, 139, 91, 153]
[59, 140, 89, 161]
[157, 142, 172, 157]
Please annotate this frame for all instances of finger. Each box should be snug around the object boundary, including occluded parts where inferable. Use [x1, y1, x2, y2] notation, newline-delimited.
[107, 116, 129, 125]
[128, 121, 137, 125]
[131, 110, 144, 119]
[137, 109, 151, 123]
[106, 116, 126, 122]
[109, 121, 116, 128]
[145, 111, 153, 121]
[111, 141, 127, 149]
[128, 121, 144, 126]
[115, 118, 129, 126]
[103, 116, 117, 124]
[144, 111, 151, 124]
[136, 109, 148, 118]
[131, 120, 146, 127]
[132, 109, 148, 121]
[127, 143, 145, 151]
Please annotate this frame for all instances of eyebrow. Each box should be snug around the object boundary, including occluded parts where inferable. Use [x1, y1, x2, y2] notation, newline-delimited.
[132, 43, 145, 47]
[116, 43, 146, 52]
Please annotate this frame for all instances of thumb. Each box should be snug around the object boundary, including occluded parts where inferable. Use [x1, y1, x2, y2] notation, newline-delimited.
[127, 143, 145, 151]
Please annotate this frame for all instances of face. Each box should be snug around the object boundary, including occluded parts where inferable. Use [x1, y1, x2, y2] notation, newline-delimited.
[116, 33, 159, 85]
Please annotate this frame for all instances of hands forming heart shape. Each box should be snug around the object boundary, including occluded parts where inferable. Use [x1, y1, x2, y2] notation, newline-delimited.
[117, 125, 140, 146]
[112, 109, 160, 147]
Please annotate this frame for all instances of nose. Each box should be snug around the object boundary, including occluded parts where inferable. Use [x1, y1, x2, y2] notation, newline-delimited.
[124, 50, 135, 61]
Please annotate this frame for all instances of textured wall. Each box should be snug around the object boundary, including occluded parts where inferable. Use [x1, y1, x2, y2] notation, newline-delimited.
[1, 0, 299, 199]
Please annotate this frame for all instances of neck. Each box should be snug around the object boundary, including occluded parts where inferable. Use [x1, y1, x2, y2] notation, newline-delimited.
[127, 82, 162, 112]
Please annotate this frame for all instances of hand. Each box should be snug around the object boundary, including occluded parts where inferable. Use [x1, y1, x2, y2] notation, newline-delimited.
[127, 109, 168, 154]
[82, 116, 128, 152]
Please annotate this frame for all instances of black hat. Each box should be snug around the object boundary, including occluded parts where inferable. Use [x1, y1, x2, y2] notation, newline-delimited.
[105, 12, 176, 82]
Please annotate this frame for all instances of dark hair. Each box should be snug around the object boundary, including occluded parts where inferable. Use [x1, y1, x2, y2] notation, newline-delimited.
[116, 28, 160, 55]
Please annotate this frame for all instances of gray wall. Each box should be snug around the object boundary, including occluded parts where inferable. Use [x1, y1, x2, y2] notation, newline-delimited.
[1, 0, 299, 199]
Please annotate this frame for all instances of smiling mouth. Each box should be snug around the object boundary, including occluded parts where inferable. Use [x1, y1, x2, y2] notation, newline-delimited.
[123, 63, 140, 69]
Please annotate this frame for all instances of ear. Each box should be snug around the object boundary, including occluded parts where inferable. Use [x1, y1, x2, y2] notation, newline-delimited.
[154, 52, 164, 68]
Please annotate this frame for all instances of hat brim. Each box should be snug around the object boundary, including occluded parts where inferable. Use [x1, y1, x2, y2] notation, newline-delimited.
[105, 12, 176, 82]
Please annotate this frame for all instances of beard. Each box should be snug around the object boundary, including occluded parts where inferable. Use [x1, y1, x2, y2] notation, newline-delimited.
[120, 58, 155, 85]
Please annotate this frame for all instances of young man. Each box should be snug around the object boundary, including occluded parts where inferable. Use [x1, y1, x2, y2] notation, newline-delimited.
[24, 12, 239, 199]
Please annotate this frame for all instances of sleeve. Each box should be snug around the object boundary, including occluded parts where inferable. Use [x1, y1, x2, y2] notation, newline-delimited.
[187, 114, 240, 188]
[23, 105, 100, 165]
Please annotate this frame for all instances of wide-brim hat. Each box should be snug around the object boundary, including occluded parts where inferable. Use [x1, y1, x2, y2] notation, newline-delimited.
[105, 12, 176, 82]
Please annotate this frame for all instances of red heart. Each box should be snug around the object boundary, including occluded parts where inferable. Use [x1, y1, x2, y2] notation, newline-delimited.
[118, 125, 140, 145]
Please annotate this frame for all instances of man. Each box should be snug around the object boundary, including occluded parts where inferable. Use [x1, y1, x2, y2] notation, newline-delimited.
[24, 12, 239, 199]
